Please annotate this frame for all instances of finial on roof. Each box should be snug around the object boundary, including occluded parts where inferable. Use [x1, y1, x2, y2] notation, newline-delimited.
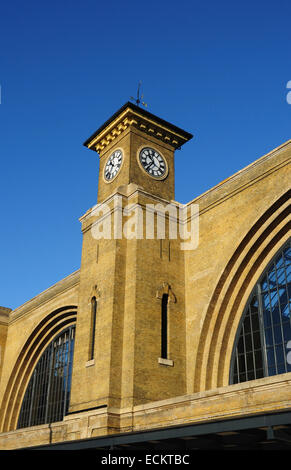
[130, 81, 147, 108]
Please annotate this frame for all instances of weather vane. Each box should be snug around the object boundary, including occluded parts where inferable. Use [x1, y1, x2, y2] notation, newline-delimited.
[130, 81, 147, 108]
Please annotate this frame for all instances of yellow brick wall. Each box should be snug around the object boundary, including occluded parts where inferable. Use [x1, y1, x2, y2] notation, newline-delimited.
[0, 307, 11, 382]
[184, 141, 290, 393]
[0, 112, 289, 449]
[97, 128, 175, 203]
[0, 272, 79, 432]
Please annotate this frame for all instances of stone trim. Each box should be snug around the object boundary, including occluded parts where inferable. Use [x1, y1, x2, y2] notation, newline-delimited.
[86, 107, 190, 153]
[0, 307, 11, 325]
[158, 358, 174, 367]
[9, 271, 80, 324]
[186, 140, 291, 212]
[1, 374, 291, 449]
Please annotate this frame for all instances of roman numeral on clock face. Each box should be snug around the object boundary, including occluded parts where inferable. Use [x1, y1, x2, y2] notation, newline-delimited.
[104, 150, 123, 181]
[139, 147, 167, 179]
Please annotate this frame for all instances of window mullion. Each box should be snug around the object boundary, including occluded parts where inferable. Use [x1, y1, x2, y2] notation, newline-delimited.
[249, 303, 256, 379]
[63, 327, 72, 418]
[27, 369, 37, 428]
[17, 325, 76, 430]
[44, 343, 55, 424]
[274, 261, 287, 373]
[241, 321, 247, 381]
[257, 283, 268, 377]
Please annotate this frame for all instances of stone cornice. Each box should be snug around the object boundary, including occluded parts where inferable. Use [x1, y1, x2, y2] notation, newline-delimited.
[79, 139, 290, 230]
[79, 184, 184, 234]
[0, 307, 11, 325]
[9, 270, 80, 324]
[84, 103, 193, 154]
[186, 139, 291, 214]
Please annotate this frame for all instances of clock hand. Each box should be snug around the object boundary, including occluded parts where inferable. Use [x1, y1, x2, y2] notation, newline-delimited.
[144, 158, 154, 170]
[153, 156, 160, 168]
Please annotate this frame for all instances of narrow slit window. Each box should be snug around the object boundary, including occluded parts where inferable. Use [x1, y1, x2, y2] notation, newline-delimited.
[89, 297, 97, 361]
[161, 294, 169, 359]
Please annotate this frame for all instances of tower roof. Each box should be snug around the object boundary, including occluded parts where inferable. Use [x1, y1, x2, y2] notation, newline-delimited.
[83, 101, 193, 154]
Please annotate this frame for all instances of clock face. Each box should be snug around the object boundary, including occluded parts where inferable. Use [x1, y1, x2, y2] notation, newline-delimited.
[139, 147, 167, 179]
[104, 149, 123, 181]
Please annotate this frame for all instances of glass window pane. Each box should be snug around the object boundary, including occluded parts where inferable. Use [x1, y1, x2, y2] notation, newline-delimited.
[283, 322, 291, 343]
[262, 292, 270, 309]
[278, 286, 287, 304]
[273, 324, 283, 344]
[237, 335, 245, 354]
[254, 350, 263, 370]
[261, 276, 269, 292]
[263, 308, 272, 327]
[276, 268, 286, 286]
[267, 347, 275, 366]
[245, 334, 253, 352]
[251, 313, 260, 332]
[275, 254, 284, 270]
[230, 241, 291, 385]
[246, 352, 254, 371]
[17, 326, 75, 429]
[284, 247, 291, 264]
[281, 302, 290, 320]
[271, 304, 281, 325]
[247, 370, 255, 381]
[275, 344, 285, 364]
[250, 298, 259, 310]
[253, 331, 261, 349]
[268, 268, 277, 288]
[244, 316, 251, 334]
[277, 363, 286, 374]
[264, 328, 273, 347]
[268, 366, 277, 376]
[256, 368, 264, 379]
[238, 354, 246, 373]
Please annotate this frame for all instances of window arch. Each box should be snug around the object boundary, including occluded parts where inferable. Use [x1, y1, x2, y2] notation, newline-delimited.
[17, 325, 75, 429]
[230, 239, 291, 384]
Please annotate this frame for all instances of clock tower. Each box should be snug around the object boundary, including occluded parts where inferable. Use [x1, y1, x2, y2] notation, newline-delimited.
[83, 101, 192, 202]
[69, 102, 193, 417]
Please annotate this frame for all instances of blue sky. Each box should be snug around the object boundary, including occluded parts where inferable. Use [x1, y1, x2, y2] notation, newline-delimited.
[0, 0, 290, 310]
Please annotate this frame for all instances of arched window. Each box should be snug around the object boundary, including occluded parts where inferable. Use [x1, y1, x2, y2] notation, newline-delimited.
[17, 325, 75, 429]
[230, 239, 291, 384]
